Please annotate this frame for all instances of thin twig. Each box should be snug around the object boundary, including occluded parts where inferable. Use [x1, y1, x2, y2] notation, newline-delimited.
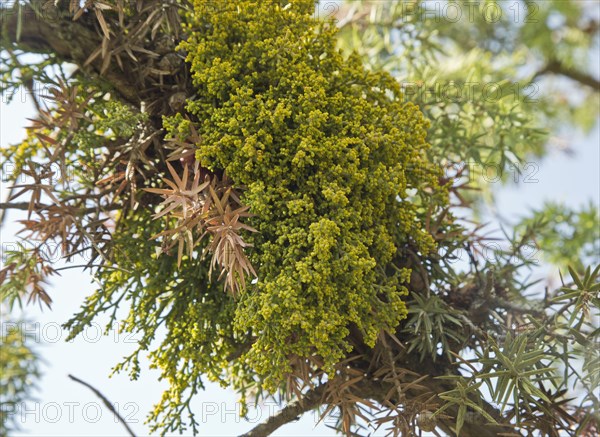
[534, 59, 600, 91]
[0, 201, 120, 214]
[239, 384, 327, 437]
[0, 186, 16, 227]
[67, 374, 137, 437]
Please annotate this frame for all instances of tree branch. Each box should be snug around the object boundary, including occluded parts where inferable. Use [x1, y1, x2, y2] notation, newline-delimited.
[423, 376, 514, 437]
[1, 2, 140, 105]
[535, 59, 600, 91]
[237, 372, 513, 437]
[68, 374, 137, 437]
[0, 201, 120, 214]
[239, 384, 327, 437]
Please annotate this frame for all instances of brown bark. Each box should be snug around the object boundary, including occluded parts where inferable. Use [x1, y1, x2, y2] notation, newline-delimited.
[239, 384, 328, 437]
[238, 368, 512, 437]
[1, 2, 140, 105]
[536, 59, 600, 91]
[2, 3, 520, 436]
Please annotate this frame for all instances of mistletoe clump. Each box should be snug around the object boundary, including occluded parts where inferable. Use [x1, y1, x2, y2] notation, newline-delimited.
[3, 0, 600, 435]
[168, 0, 444, 384]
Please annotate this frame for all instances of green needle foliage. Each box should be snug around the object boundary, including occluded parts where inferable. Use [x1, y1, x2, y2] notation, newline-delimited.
[0, 1, 598, 436]
[0, 318, 41, 436]
[173, 0, 444, 386]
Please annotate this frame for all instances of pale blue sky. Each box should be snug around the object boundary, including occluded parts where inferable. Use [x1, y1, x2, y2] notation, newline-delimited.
[1, 5, 599, 435]
[1, 85, 341, 437]
[3, 84, 598, 437]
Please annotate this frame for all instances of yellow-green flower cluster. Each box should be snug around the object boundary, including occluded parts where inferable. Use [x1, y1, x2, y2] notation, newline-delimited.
[170, 0, 441, 384]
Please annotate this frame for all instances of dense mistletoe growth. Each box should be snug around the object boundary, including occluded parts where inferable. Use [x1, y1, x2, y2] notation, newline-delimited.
[170, 0, 443, 382]
[2, 0, 599, 435]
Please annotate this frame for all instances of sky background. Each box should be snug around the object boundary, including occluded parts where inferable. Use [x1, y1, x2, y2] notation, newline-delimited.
[1, 3, 599, 437]
[2, 85, 598, 437]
